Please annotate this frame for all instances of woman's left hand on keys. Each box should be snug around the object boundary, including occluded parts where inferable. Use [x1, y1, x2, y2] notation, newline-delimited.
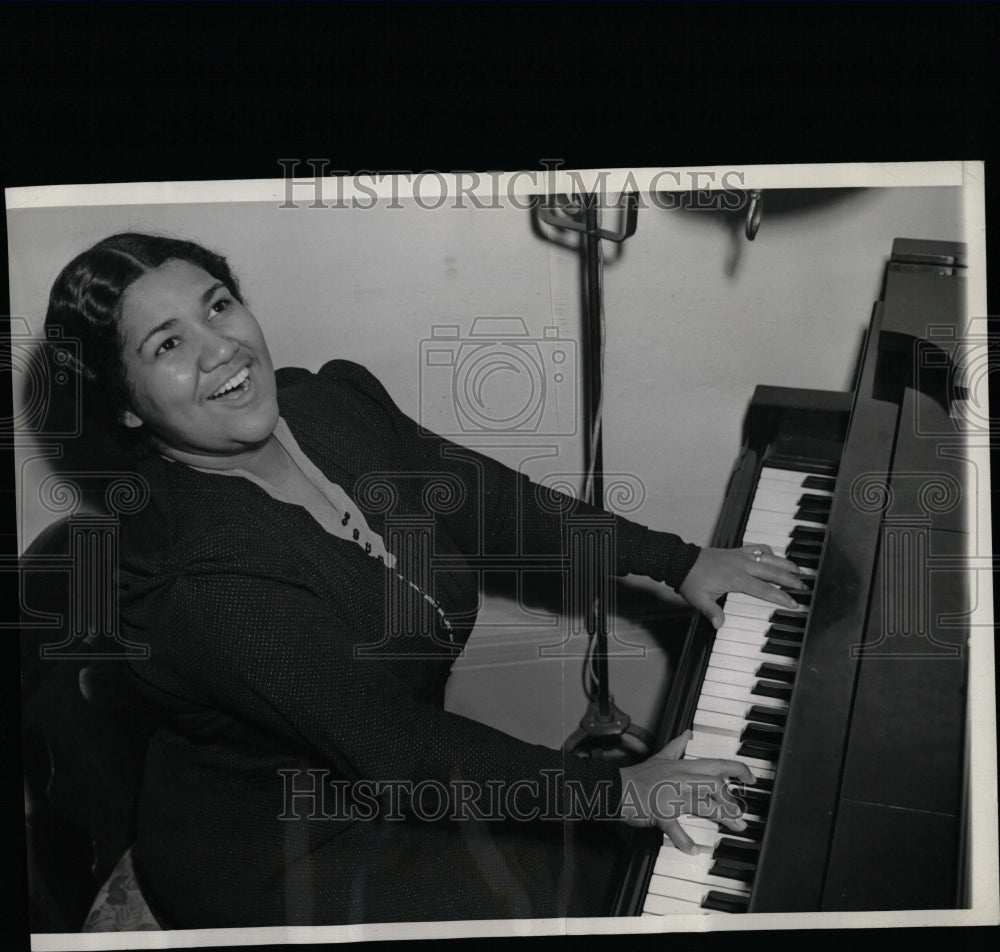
[678, 545, 807, 630]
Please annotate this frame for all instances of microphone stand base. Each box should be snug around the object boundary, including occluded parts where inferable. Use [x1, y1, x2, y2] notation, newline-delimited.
[563, 699, 654, 765]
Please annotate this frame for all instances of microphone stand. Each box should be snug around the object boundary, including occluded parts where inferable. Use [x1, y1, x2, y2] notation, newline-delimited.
[537, 192, 652, 764]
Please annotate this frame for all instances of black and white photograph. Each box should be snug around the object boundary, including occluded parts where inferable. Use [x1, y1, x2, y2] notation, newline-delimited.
[3, 5, 999, 952]
[6, 164, 996, 948]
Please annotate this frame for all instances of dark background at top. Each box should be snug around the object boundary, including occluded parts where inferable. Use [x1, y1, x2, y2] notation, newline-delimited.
[3, 2, 999, 180]
[1, 3, 997, 952]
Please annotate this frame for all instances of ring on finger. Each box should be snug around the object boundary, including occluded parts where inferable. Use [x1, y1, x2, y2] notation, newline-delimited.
[750, 547, 764, 563]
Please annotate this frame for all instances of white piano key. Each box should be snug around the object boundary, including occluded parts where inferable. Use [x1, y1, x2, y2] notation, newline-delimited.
[746, 514, 827, 534]
[715, 624, 790, 648]
[751, 489, 828, 516]
[755, 476, 807, 491]
[651, 869, 755, 906]
[713, 625, 768, 646]
[705, 652, 763, 674]
[703, 665, 758, 687]
[646, 873, 711, 904]
[759, 466, 816, 482]
[723, 600, 782, 621]
[711, 638, 776, 659]
[724, 604, 806, 626]
[696, 706, 781, 737]
[678, 814, 765, 837]
[751, 485, 812, 506]
[653, 853, 752, 895]
[707, 808, 767, 829]
[744, 510, 797, 530]
[684, 759, 775, 785]
[642, 891, 708, 915]
[745, 545, 820, 572]
[698, 694, 756, 718]
[660, 867, 755, 903]
[701, 674, 782, 699]
[684, 730, 738, 757]
[710, 665, 796, 694]
[739, 531, 794, 553]
[756, 478, 832, 498]
[701, 680, 789, 710]
[747, 492, 800, 526]
[659, 823, 723, 850]
[684, 763, 776, 786]
[757, 470, 833, 490]
[693, 706, 744, 736]
[719, 612, 771, 634]
[686, 733, 775, 776]
[752, 481, 815, 498]
[727, 590, 790, 609]
[713, 644, 800, 670]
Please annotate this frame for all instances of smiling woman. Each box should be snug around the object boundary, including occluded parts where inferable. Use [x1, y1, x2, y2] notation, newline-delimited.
[37, 232, 804, 929]
[117, 259, 280, 467]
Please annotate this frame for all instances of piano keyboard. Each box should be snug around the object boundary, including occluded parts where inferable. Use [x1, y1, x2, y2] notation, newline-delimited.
[641, 465, 834, 917]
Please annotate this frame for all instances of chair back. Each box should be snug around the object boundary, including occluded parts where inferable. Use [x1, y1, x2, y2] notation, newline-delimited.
[21, 517, 159, 931]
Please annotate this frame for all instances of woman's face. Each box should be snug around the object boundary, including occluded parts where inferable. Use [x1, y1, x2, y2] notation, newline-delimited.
[118, 259, 279, 465]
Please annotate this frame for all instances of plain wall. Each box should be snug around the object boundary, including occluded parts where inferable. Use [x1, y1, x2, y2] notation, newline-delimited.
[7, 183, 966, 746]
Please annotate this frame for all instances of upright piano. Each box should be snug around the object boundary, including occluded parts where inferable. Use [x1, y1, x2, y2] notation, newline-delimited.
[613, 237, 972, 915]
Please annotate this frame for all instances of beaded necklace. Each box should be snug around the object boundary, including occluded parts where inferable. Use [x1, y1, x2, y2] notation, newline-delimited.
[169, 418, 454, 640]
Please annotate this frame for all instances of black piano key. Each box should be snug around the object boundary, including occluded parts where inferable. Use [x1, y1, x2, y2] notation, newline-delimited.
[791, 525, 827, 545]
[741, 722, 783, 745]
[788, 552, 820, 571]
[747, 775, 774, 793]
[752, 679, 792, 702]
[789, 590, 812, 606]
[715, 837, 761, 863]
[756, 662, 797, 683]
[769, 609, 807, 627]
[731, 787, 772, 816]
[703, 816, 768, 842]
[730, 774, 774, 795]
[737, 740, 780, 762]
[766, 624, 804, 641]
[734, 817, 766, 841]
[802, 475, 837, 492]
[763, 639, 801, 659]
[701, 890, 749, 913]
[798, 493, 833, 511]
[789, 544, 824, 559]
[788, 526, 826, 551]
[709, 861, 755, 884]
[794, 506, 830, 524]
[748, 704, 787, 727]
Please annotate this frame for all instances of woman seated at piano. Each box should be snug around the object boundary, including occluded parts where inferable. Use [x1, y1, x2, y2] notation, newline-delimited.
[44, 232, 806, 927]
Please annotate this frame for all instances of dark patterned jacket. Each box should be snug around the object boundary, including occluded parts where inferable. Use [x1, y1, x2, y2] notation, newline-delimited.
[120, 359, 700, 926]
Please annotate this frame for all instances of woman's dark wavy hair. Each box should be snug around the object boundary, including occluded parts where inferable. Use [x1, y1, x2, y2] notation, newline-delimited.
[43, 233, 244, 465]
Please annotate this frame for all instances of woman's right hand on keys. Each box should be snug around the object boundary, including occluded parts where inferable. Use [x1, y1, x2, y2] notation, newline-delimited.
[617, 730, 755, 854]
